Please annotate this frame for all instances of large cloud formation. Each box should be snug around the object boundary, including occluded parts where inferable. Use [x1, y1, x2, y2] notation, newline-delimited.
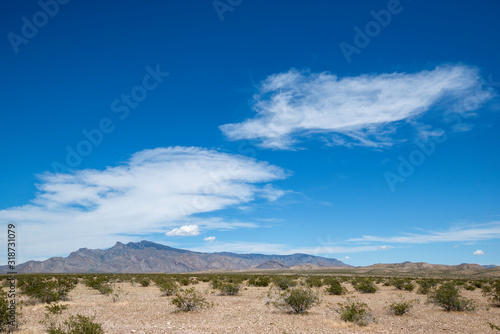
[0, 147, 287, 261]
[220, 65, 492, 149]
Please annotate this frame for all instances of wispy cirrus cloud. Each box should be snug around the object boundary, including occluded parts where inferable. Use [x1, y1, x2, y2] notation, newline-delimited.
[348, 222, 500, 244]
[0, 147, 288, 262]
[220, 65, 492, 149]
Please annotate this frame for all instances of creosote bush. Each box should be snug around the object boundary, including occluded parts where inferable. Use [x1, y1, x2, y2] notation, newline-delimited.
[387, 296, 418, 316]
[272, 277, 297, 290]
[337, 298, 375, 326]
[156, 280, 179, 296]
[171, 288, 210, 312]
[267, 287, 319, 314]
[427, 282, 475, 312]
[483, 280, 500, 306]
[0, 290, 16, 332]
[42, 314, 104, 334]
[45, 304, 68, 315]
[248, 276, 270, 287]
[217, 282, 240, 296]
[325, 279, 347, 295]
[18, 276, 75, 304]
[352, 278, 377, 294]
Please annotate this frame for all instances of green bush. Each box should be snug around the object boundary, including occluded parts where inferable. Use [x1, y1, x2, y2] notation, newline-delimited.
[171, 288, 210, 312]
[417, 279, 439, 295]
[157, 280, 179, 296]
[45, 304, 68, 315]
[483, 280, 500, 306]
[337, 298, 375, 326]
[248, 276, 270, 287]
[352, 278, 377, 294]
[267, 287, 319, 314]
[427, 282, 476, 312]
[305, 277, 324, 288]
[325, 279, 347, 295]
[218, 283, 240, 296]
[18, 277, 74, 304]
[272, 277, 297, 290]
[44, 314, 104, 334]
[387, 296, 417, 316]
[0, 290, 16, 332]
[138, 277, 150, 287]
[392, 279, 415, 292]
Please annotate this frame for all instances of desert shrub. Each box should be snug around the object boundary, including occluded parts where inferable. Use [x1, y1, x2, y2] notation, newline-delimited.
[325, 279, 347, 295]
[157, 280, 179, 296]
[417, 279, 439, 295]
[391, 279, 415, 292]
[489, 323, 500, 331]
[43, 314, 104, 334]
[138, 277, 150, 287]
[387, 296, 418, 316]
[272, 277, 297, 290]
[210, 279, 223, 290]
[336, 298, 375, 326]
[217, 283, 240, 296]
[198, 276, 211, 283]
[110, 286, 127, 303]
[352, 278, 377, 294]
[464, 284, 476, 291]
[171, 288, 210, 312]
[0, 290, 16, 332]
[483, 280, 500, 306]
[305, 276, 324, 288]
[45, 304, 68, 315]
[427, 282, 476, 311]
[248, 276, 270, 287]
[267, 287, 319, 314]
[19, 277, 71, 304]
[176, 277, 192, 286]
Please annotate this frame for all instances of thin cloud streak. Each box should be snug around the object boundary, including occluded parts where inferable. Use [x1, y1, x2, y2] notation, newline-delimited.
[220, 65, 492, 149]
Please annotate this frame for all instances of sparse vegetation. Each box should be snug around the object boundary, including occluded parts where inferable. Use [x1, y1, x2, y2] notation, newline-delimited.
[45, 304, 68, 315]
[43, 314, 104, 334]
[217, 282, 240, 296]
[267, 287, 320, 314]
[171, 288, 211, 311]
[336, 298, 375, 326]
[427, 282, 476, 312]
[387, 296, 418, 316]
[352, 278, 377, 294]
[483, 280, 500, 306]
[325, 279, 347, 295]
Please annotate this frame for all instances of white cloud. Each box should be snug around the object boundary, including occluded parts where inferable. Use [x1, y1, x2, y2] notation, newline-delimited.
[377, 245, 388, 250]
[473, 250, 485, 256]
[0, 146, 287, 262]
[349, 222, 500, 244]
[220, 65, 492, 149]
[204, 236, 216, 242]
[344, 256, 350, 260]
[166, 225, 200, 236]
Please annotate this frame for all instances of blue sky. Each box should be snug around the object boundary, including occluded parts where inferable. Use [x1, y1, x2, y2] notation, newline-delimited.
[1, 0, 499, 266]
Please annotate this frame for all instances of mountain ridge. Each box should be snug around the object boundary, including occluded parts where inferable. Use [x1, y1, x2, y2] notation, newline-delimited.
[1, 240, 349, 273]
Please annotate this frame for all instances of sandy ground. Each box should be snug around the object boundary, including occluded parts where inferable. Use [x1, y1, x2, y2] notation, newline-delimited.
[15, 281, 500, 334]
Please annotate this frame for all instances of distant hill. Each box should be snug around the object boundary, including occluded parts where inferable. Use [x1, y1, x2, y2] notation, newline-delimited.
[255, 260, 290, 269]
[0, 240, 348, 274]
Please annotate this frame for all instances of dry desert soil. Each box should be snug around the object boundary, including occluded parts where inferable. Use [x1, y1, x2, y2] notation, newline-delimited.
[12, 279, 500, 334]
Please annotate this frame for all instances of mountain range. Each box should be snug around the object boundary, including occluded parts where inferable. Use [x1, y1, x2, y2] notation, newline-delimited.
[2, 240, 349, 273]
